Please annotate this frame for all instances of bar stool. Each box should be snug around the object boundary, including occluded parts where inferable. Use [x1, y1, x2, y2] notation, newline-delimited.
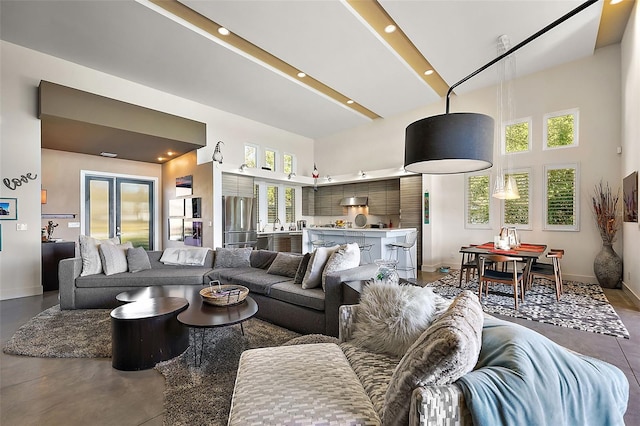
[387, 230, 418, 280]
[310, 230, 334, 249]
[351, 231, 374, 264]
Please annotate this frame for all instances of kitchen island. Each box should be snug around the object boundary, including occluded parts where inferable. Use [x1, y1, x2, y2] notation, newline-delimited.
[302, 228, 417, 278]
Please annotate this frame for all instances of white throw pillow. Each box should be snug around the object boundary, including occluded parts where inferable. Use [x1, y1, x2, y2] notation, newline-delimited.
[301, 245, 340, 289]
[322, 243, 361, 290]
[350, 282, 442, 357]
[79, 235, 120, 276]
[99, 242, 133, 276]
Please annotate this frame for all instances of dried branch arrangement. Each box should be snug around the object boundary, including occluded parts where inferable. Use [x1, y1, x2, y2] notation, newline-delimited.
[592, 181, 620, 245]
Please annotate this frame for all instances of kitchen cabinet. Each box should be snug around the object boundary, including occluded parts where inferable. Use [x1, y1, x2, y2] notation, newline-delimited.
[222, 173, 254, 198]
[314, 186, 331, 216]
[400, 175, 422, 269]
[330, 186, 346, 216]
[302, 186, 315, 216]
[368, 179, 400, 215]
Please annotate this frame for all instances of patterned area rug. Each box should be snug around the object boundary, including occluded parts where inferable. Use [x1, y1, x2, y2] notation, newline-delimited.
[428, 271, 629, 339]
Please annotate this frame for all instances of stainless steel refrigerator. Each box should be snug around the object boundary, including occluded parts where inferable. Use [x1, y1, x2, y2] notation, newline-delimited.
[222, 196, 257, 248]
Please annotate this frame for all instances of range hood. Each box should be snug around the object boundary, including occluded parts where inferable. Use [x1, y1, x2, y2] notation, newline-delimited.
[340, 196, 368, 207]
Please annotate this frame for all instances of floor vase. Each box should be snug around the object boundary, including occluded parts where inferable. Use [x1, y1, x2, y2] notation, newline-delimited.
[593, 243, 622, 289]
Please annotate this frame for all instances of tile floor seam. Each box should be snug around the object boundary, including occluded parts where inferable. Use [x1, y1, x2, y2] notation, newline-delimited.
[617, 338, 640, 387]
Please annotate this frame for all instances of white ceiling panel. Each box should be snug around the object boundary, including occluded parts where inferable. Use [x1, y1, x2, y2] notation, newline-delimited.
[182, 0, 441, 117]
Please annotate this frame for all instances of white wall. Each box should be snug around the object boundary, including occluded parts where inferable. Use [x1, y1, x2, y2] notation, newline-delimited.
[316, 46, 624, 282]
[621, 0, 640, 304]
[0, 40, 313, 300]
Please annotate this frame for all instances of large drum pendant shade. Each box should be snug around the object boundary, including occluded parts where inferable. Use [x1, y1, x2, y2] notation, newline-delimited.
[404, 113, 494, 174]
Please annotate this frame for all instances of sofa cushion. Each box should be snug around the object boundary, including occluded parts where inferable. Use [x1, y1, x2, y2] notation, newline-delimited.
[79, 235, 120, 276]
[214, 247, 252, 269]
[250, 250, 279, 270]
[322, 243, 360, 290]
[228, 343, 380, 425]
[340, 341, 400, 419]
[267, 252, 303, 278]
[127, 247, 152, 273]
[301, 245, 340, 289]
[211, 268, 291, 295]
[269, 281, 325, 311]
[293, 252, 312, 285]
[99, 242, 133, 276]
[350, 282, 442, 357]
[75, 268, 213, 288]
[383, 290, 483, 426]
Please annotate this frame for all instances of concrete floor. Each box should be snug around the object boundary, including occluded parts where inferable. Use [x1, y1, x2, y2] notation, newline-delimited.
[1, 276, 638, 425]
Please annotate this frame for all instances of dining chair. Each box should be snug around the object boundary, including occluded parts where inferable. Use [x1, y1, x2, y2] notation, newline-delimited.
[478, 254, 525, 309]
[459, 248, 478, 287]
[528, 249, 564, 301]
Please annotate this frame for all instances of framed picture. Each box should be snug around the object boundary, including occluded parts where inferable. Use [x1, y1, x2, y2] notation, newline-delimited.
[176, 175, 193, 197]
[169, 199, 184, 217]
[0, 198, 17, 220]
[184, 220, 203, 247]
[623, 171, 638, 223]
[169, 218, 184, 241]
[424, 192, 430, 224]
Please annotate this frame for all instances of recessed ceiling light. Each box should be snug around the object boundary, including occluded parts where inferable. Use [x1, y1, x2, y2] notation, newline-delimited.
[384, 24, 396, 33]
[100, 152, 117, 158]
[424, 69, 434, 76]
[157, 157, 165, 161]
[610, 0, 623, 4]
[218, 27, 230, 36]
[346, 99, 355, 104]
[297, 72, 306, 78]
[167, 151, 174, 156]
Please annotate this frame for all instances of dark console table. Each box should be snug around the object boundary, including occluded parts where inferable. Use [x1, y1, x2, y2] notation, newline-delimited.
[41, 241, 76, 291]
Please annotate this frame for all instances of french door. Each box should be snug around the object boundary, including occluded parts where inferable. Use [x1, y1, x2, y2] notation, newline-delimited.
[84, 174, 155, 250]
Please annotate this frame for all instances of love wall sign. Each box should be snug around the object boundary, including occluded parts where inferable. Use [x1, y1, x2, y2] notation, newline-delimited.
[3, 172, 38, 190]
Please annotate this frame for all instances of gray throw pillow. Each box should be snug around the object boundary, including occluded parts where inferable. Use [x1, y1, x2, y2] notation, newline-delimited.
[79, 235, 120, 276]
[267, 252, 303, 278]
[351, 281, 441, 357]
[301, 245, 340, 289]
[322, 243, 360, 290]
[127, 246, 152, 273]
[294, 252, 312, 285]
[382, 290, 484, 426]
[98, 242, 132, 276]
[213, 247, 252, 269]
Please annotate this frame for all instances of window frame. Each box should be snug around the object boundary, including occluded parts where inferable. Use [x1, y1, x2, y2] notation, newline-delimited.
[264, 148, 278, 172]
[284, 186, 296, 224]
[502, 117, 532, 154]
[500, 168, 532, 231]
[543, 108, 579, 151]
[543, 163, 580, 231]
[464, 172, 492, 229]
[244, 144, 259, 169]
[283, 152, 296, 175]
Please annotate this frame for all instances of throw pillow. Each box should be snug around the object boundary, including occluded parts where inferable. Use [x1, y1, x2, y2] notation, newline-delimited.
[293, 252, 312, 285]
[127, 246, 152, 273]
[98, 242, 133, 276]
[382, 290, 484, 426]
[301, 245, 340, 289]
[267, 252, 303, 278]
[79, 235, 120, 276]
[213, 247, 252, 269]
[321, 243, 360, 290]
[350, 282, 441, 357]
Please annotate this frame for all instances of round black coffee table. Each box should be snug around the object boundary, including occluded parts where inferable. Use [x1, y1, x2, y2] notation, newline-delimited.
[116, 285, 258, 366]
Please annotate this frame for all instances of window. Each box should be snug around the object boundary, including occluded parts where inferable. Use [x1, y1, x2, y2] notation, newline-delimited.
[265, 149, 276, 172]
[244, 144, 258, 168]
[544, 164, 579, 231]
[285, 187, 295, 223]
[544, 108, 579, 150]
[502, 169, 531, 229]
[283, 153, 295, 175]
[254, 183, 260, 228]
[465, 173, 490, 228]
[267, 185, 279, 224]
[504, 118, 531, 154]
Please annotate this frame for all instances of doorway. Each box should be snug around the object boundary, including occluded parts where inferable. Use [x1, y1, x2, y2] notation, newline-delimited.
[83, 173, 156, 249]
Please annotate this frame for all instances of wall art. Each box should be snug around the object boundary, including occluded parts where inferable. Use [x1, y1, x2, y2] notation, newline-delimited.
[0, 198, 18, 220]
[623, 171, 638, 223]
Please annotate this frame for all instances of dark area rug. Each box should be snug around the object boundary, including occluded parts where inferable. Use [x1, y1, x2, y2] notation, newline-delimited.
[155, 319, 300, 426]
[429, 271, 630, 339]
[2, 305, 112, 358]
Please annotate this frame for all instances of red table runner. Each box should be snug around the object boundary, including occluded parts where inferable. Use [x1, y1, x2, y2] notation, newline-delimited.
[475, 242, 545, 253]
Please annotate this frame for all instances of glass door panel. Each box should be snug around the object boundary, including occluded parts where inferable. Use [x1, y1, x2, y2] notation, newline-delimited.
[87, 177, 113, 239]
[117, 180, 152, 250]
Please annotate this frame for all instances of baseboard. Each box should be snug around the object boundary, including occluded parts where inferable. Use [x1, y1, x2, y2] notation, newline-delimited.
[0, 285, 43, 301]
[622, 282, 640, 309]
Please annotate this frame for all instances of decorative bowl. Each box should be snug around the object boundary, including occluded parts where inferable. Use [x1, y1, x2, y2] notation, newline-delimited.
[200, 283, 249, 306]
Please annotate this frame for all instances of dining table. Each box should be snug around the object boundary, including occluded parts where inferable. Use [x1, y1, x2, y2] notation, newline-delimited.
[459, 242, 548, 290]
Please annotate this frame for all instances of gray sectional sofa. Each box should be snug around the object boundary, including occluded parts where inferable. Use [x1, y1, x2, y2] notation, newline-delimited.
[59, 248, 378, 337]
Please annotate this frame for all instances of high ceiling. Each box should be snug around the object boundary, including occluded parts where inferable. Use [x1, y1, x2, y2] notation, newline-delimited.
[0, 0, 634, 160]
